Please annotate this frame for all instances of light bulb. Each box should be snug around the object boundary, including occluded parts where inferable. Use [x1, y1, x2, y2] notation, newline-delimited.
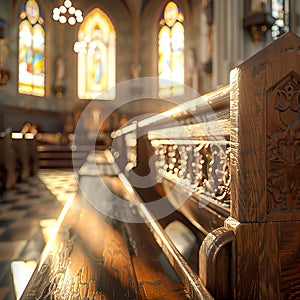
[75, 9, 82, 17]
[53, 13, 60, 21]
[64, 0, 72, 8]
[68, 6, 75, 14]
[59, 5, 67, 13]
[53, 8, 60, 15]
[59, 15, 67, 23]
[76, 15, 83, 23]
[68, 16, 76, 25]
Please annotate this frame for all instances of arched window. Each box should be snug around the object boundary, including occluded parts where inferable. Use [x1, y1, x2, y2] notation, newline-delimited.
[74, 8, 116, 100]
[19, 0, 45, 96]
[158, 1, 184, 97]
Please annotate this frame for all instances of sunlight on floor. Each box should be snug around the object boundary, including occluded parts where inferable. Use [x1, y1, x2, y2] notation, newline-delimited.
[37, 169, 78, 204]
[11, 261, 37, 300]
[8, 170, 79, 300]
[40, 218, 57, 243]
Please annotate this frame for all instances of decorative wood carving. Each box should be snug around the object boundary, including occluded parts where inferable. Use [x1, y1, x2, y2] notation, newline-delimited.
[230, 32, 300, 223]
[151, 140, 231, 207]
[267, 72, 300, 214]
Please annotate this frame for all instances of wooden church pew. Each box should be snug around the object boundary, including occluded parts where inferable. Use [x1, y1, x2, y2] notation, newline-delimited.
[24, 132, 39, 176]
[0, 128, 39, 191]
[110, 32, 300, 299]
[21, 150, 204, 299]
[0, 129, 19, 191]
[11, 132, 31, 182]
[111, 83, 232, 299]
[21, 32, 300, 299]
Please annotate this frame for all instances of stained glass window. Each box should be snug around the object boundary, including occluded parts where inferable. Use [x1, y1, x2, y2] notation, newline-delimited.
[19, 0, 45, 96]
[74, 8, 116, 100]
[158, 1, 184, 97]
[271, 0, 289, 39]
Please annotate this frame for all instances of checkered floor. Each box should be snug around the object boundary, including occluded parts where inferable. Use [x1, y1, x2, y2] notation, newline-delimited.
[0, 169, 78, 300]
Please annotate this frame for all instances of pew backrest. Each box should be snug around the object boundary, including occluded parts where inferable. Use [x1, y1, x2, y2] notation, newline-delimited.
[112, 32, 300, 299]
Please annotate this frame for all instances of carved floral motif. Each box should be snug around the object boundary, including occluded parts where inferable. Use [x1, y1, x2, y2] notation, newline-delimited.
[268, 123, 300, 212]
[267, 72, 300, 213]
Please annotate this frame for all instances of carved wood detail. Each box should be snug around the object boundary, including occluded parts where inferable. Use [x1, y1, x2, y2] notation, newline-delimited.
[151, 140, 231, 207]
[267, 71, 300, 214]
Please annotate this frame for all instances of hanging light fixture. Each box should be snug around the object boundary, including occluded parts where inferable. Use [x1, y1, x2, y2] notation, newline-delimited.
[53, 0, 83, 25]
[243, 0, 275, 43]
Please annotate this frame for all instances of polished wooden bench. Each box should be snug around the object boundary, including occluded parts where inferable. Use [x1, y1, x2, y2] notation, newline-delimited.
[0, 128, 39, 191]
[24, 132, 39, 176]
[21, 32, 300, 300]
[110, 32, 300, 299]
[0, 129, 19, 191]
[21, 150, 208, 299]
[111, 84, 232, 299]
[36, 132, 90, 170]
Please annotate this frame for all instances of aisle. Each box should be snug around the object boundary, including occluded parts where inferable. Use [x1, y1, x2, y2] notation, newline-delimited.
[21, 152, 192, 300]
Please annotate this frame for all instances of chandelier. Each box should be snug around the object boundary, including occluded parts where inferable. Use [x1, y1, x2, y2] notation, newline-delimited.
[53, 0, 83, 25]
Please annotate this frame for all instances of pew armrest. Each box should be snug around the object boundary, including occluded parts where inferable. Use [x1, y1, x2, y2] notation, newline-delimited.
[199, 227, 235, 299]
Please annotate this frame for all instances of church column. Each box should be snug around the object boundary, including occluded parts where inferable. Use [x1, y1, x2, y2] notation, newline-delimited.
[212, 0, 227, 88]
[212, 0, 244, 89]
[126, 0, 142, 79]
